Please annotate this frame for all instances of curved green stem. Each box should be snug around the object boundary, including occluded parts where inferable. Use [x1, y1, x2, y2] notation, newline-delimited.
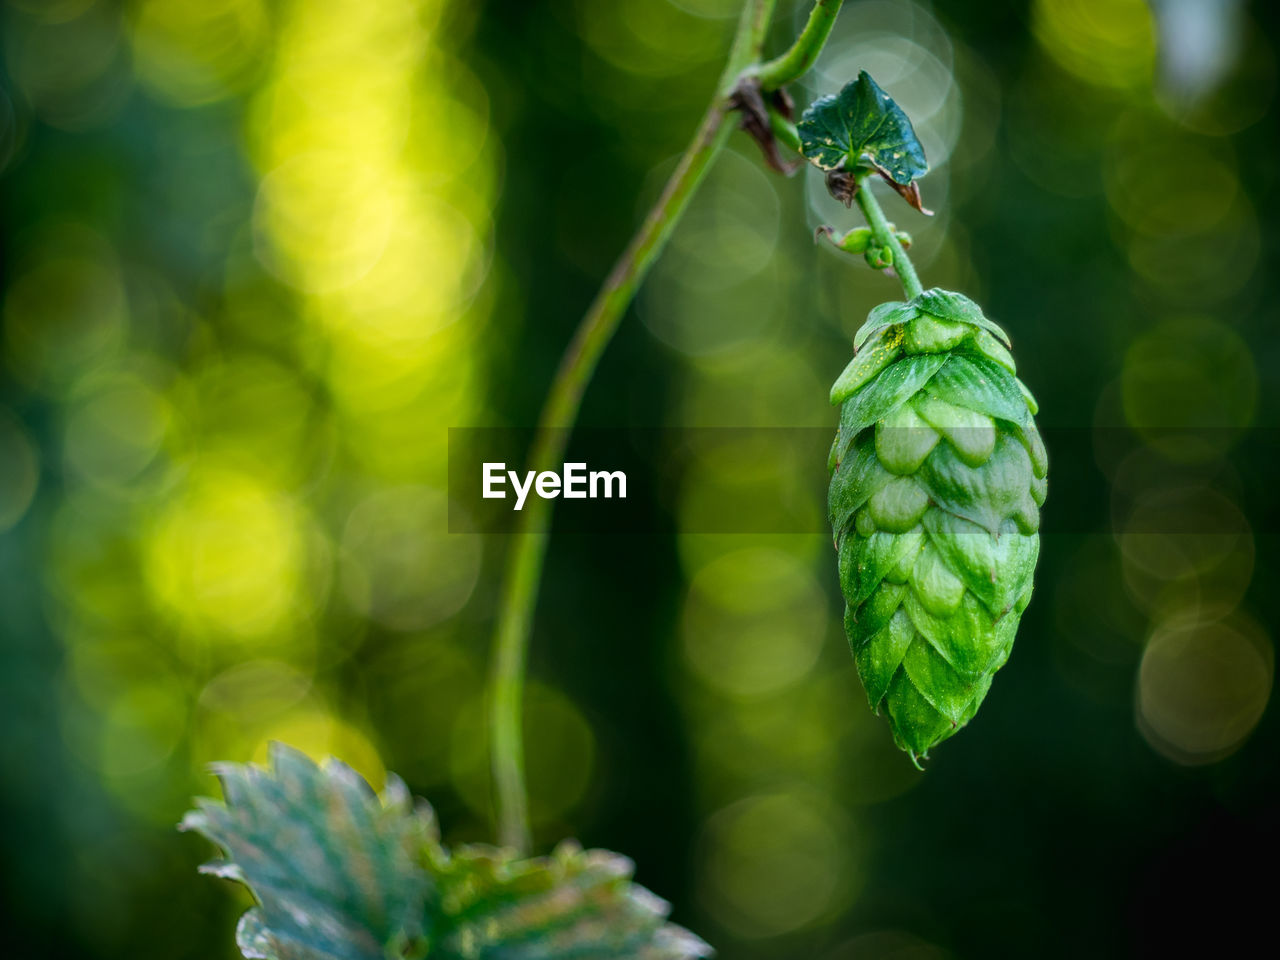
[757, 0, 844, 91]
[854, 173, 923, 298]
[768, 107, 802, 153]
[488, 0, 781, 854]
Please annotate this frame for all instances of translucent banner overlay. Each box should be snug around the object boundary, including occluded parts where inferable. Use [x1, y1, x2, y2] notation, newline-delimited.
[447, 427, 1273, 535]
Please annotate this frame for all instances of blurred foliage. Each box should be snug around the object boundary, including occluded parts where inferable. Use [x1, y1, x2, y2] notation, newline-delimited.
[184, 744, 711, 959]
[1, 1, 1278, 958]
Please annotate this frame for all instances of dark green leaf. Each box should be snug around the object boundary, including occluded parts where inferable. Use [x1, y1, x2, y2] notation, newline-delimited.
[797, 71, 928, 183]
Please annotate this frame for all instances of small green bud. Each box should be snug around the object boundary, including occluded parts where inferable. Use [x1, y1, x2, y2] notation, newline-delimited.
[865, 244, 893, 269]
[838, 227, 874, 253]
[816, 225, 874, 254]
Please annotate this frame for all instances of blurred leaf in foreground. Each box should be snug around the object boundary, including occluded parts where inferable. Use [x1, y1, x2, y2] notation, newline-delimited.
[183, 743, 712, 960]
[181, 744, 436, 959]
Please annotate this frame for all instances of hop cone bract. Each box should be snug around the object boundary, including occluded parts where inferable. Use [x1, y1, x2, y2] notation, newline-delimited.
[828, 289, 1047, 763]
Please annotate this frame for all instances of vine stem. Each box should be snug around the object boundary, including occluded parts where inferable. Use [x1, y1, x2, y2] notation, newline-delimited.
[488, 0, 791, 854]
[853, 173, 924, 298]
[757, 0, 844, 91]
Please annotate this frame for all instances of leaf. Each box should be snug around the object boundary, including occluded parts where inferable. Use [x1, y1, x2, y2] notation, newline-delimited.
[797, 71, 928, 184]
[830, 326, 902, 405]
[922, 511, 1039, 617]
[854, 607, 915, 707]
[185, 744, 713, 960]
[913, 289, 1011, 346]
[837, 352, 948, 438]
[829, 432, 894, 541]
[925, 354, 1031, 426]
[917, 433, 1038, 538]
[181, 743, 437, 960]
[854, 300, 917, 351]
[433, 843, 713, 960]
[901, 636, 981, 725]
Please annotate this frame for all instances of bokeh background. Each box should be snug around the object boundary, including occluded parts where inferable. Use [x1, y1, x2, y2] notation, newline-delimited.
[1, 0, 1277, 957]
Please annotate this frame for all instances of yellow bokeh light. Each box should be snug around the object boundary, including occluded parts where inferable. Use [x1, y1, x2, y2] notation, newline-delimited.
[699, 791, 855, 938]
[1124, 196, 1260, 304]
[198, 659, 314, 723]
[98, 683, 189, 778]
[1137, 613, 1272, 764]
[1105, 122, 1238, 239]
[1032, 0, 1156, 89]
[242, 0, 492, 485]
[144, 466, 315, 642]
[1116, 485, 1253, 624]
[577, 0, 727, 78]
[63, 371, 171, 495]
[1121, 317, 1257, 461]
[191, 660, 323, 770]
[177, 353, 325, 489]
[682, 547, 829, 699]
[339, 486, 481, 632]
[254, 152, 399, 294]
[250, 710, 385, 791]
[129, 0, 268, 106]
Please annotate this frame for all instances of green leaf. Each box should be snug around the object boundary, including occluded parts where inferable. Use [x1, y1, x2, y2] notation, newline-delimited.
[829, 327, 902, 405]
[829, 432, 894, 542]
[922, 511, 1039, 617]
[184, 745, 713, 960]
[926, 354, 1031, 426]
[901, 636, 980, 725]
[917, 433, 1038, 537]
[854, 300, 917, 351]
[913, 289, 1011, 346]
[181, 743, 437, 960]
[854, 607, 915, 707]
[797, 71, 929, 183]
[840, 526, 923, 606]
[837, 352, 948, 438]
[433, 843, 713, 959]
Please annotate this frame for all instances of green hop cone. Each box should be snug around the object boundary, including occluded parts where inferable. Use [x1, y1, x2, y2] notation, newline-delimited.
[827, 289, 1048, 764]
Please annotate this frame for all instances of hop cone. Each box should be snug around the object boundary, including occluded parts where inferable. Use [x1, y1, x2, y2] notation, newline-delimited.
[828, 289, 1047, 763]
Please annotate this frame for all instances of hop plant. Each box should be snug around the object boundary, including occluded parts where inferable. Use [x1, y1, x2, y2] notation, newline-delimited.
[827, 289, 1048, 763]
[183, 744, 712, 960]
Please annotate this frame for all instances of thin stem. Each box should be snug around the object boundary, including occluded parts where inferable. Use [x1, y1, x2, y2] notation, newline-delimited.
[757, 0, 845, 91]
[854, 174, 924, 298]
[768, 107, 801, 153]
[488, 0, 780, 854]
